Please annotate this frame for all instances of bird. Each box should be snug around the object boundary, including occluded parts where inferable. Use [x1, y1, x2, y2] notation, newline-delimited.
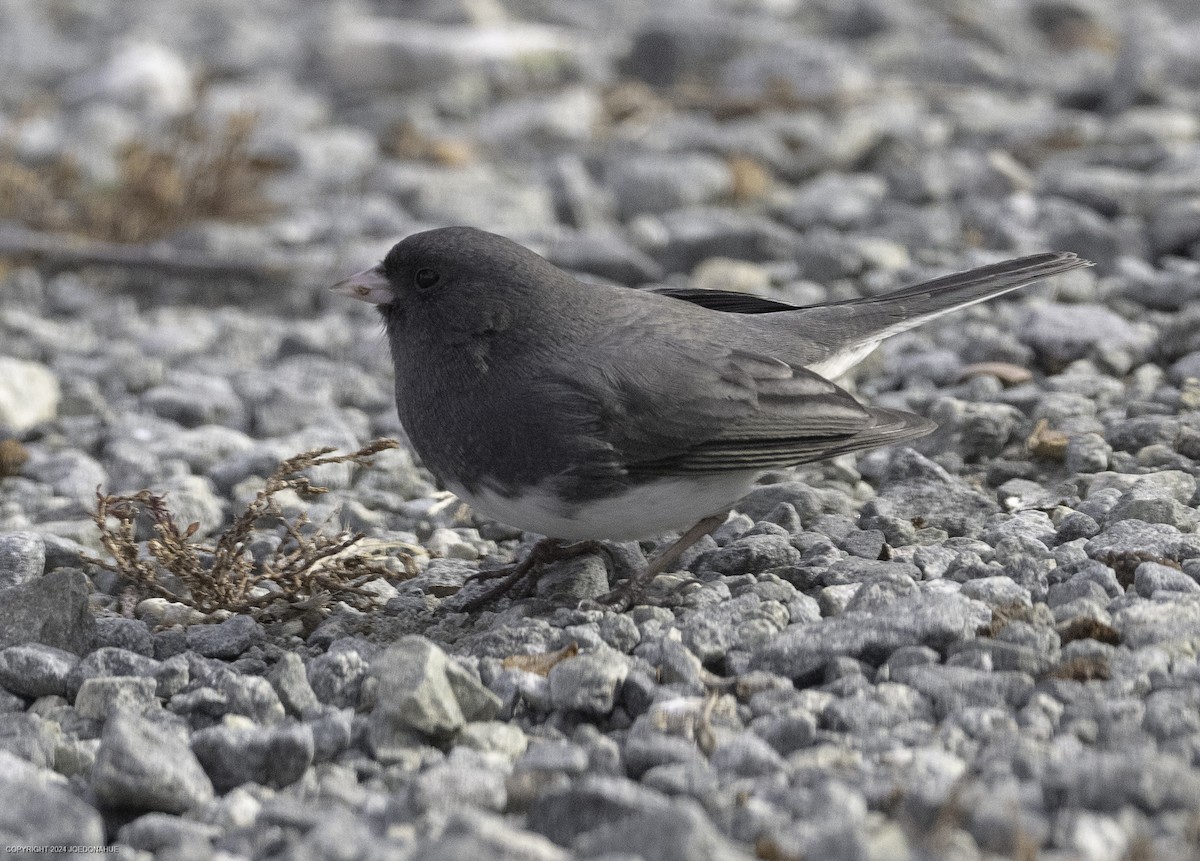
[332, 226, 1089, 609]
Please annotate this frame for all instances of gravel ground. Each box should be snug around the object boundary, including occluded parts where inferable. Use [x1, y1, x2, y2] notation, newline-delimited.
[3, 0, 1200, 858]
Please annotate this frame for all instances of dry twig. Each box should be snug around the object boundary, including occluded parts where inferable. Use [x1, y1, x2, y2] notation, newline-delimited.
[89, 439, 410, 624]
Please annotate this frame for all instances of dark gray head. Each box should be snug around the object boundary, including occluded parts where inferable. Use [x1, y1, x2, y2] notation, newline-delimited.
[331, 226, 573, 348]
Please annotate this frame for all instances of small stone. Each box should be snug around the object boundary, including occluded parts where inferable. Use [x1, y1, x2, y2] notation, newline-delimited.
[410, 748, 507, 814]
[307, 646, 369, 709]
[753, 591, 992, 682]
[75, 676, 159, 721]
[709, 733, 787, 779]
[268, 652, 320, 717]
[1133, 562, 1200, 597]
[0, 643, 78, 698]
[190, 721, 314, 792]
[548, 652, 628, 716]
[527, 774, 671, 847]
[91, 712, 214, 813]
[90, 617, 155, 657]
[607, 152, 732, 219]
[0, 750, 104, 844]
[0, 569, 95, 654]
[185, 614, 264, 659]
[118, 812, 222, 854]
[0, 531, 45, 589]
[575, 794, 752, 861]
[0, 712, 58, 767]
[456, 721, 529, 762]
[0, 358, 60, 432]
[368, 636, 501, 748]
[67, 648, 162, 699]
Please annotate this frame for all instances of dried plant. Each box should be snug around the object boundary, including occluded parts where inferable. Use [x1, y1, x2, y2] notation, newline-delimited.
[89, 439, 414, 625]
[0, 110, 275, 243]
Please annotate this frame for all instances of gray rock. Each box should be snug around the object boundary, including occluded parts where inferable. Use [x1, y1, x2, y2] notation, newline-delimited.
[420, 809, 569, 861]
[535, 554, 611, 605]
[752, 591, 992, 682]
[185, 614, 264, 659]
[709, 733, 787, 779]
[607, 152, 732, 219]
[1149, 197, 1200, 256]
[1043, 746, 1200, 814]
[547, 652, 628, 715]
[117, 812, 222, 854]
[649, 207, 800, 272]
[0, 750, 103, 844]
[527, 774, 671, 846]
[543, 230, 662, 285]
[860, 449, 999, 538]
[894, 664, 1035, 718]
[0, 531, 45, 589]
[773, 172, 887, 230]
[575, 795, 753, 861]
[0, 568, 94, 654]
[308, 706, 354, 762]
[1112, 597, 1200, 649]
[379, 162, 558, 234]
[698, 533, 803, 577]
[927, 397, 1023, 460]
[190, 721, 314, 792]
[368, 636, 501, 749]
[722, 36, 872, 104]
[0, 358, 60, 432]
[324, 18, 581, 93]
[74, 676, 159, 721]
[1021, 303, 1150, 366]
[188, 671, 285, 726]
[0, 643, 78, 698]
[23, 450, 108, 508]
[958, 576, 1032, 608]
[410, 748, 507, 814]
[307, 645, 369, 709]
[0, 712, 58, 767]
[624, 723, 710, 778]
[750, 710, 817, 756]
[1134, 562, 1200, 597]
[1085, 521, 1200, 565]
[1057, 512, 1101, 542]
[142, 373, 247, 429]
[514, 739, 589, 776]
[67, 647, 162, 699]
[91, 711, 214, 813]
[268, 651, 320, 717]
[844, 570, 921, 612]
[90, 617, 155, 656]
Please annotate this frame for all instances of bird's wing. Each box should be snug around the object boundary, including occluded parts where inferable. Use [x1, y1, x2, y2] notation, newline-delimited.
[560, 334, 933, 482]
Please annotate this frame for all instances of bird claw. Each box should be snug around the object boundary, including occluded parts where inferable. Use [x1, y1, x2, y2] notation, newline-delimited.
[458, 538, 607, 611]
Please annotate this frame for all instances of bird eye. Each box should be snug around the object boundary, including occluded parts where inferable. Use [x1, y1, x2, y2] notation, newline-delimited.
[414, 268, 440, 291]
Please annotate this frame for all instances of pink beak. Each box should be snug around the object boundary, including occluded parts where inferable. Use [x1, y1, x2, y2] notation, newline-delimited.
[330, 264, 394, 304]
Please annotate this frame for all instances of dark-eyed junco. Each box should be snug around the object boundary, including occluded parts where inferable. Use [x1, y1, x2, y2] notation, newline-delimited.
[333, 227, 1088, 608]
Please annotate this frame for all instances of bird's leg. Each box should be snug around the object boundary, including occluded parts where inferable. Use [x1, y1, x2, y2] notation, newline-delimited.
[459, 537, 606, 611]
[593, 510, 729, 611]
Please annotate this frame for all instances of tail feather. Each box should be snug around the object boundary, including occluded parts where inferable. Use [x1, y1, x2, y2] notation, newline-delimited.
[799, 251, 1091, 378]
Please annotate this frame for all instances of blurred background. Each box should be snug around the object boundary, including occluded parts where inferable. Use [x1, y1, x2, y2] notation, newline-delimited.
[2, 0, 1198, 313]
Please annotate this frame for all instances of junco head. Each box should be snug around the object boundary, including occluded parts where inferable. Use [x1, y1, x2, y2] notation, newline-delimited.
[334, 226, 1088, 605]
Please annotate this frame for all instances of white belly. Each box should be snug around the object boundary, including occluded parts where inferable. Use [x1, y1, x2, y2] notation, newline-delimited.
[446, 474, 757, 540]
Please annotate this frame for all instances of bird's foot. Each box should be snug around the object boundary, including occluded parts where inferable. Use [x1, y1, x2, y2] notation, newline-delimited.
[588, 510, 729, 612]
[459, 538, 607, 611]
